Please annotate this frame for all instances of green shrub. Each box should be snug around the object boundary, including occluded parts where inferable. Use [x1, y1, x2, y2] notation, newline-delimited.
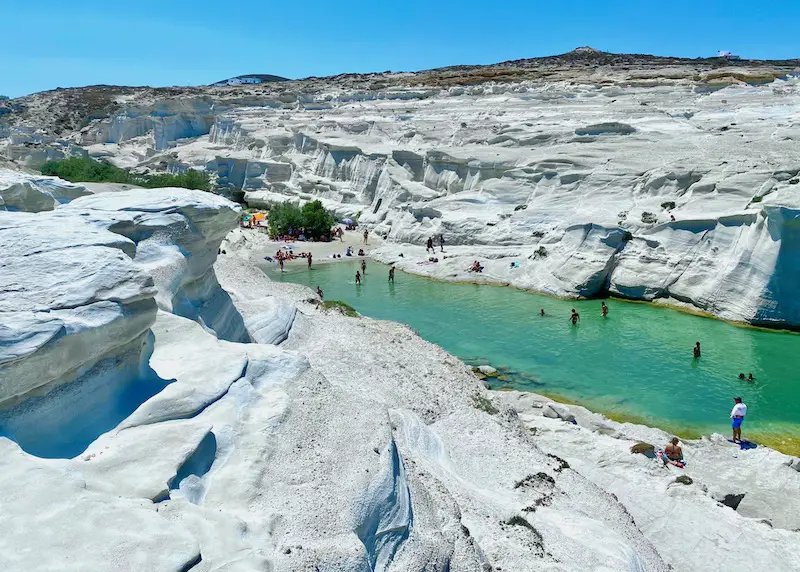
[41, 156, 131, 183]
[142, 169, 211, 191]
[660, 201, 676, 210]
[40, 156, 211, 191]
[751, 195, 763, 203]
[622, 231, 634, 242]
[320, 300, 359, 317]
[268, 200, 335, 240]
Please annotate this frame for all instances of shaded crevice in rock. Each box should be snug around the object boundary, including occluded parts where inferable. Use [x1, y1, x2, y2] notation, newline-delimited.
[355, 439, 414, 572]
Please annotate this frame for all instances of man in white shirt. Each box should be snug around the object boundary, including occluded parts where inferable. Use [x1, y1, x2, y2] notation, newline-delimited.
[730, 397, 747, 442]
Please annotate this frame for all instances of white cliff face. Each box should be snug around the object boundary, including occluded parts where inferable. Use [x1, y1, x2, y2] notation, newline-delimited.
[0, 174, 797, 571]
[0, 167, 92, 211]
[7, 69, 798, 324]
[60, 188, 245, 341]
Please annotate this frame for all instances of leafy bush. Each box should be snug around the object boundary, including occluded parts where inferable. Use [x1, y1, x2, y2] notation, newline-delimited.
[40, 156, 211, 191]
[143, 169, 211, 191]
[268, 200, 335, 240]
[532, 246, 548, 259]
[641, 212, 658, 224]
[660, 201, 676, 210]
[514, 204, 528, 211]
[751, 195, 763, 203]
[622, 231, 634, 242]
[41, 156, 130, 183]
[320, 300, 359, 317]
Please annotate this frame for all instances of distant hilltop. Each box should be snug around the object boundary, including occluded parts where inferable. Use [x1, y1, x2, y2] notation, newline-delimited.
[211, 74, 289, 87]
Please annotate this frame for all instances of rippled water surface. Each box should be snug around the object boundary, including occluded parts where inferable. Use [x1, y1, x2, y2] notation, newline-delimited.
[266, 259, 800, 454]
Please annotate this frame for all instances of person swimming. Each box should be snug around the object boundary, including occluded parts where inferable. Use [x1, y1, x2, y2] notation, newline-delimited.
[693, 342, 701, 359]
[540, 308, 545, 317]
[601, 301, 608, 317]
[569, 309, 580, 325]
[355, 270, 361, 285]
[738, 373, 746, 380]
[747, 373, 755, 382]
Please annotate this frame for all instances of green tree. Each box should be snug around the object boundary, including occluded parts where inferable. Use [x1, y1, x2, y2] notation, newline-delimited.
[301, 200, 336, 240]
[267, 200, 335, 241]
[267, 202, 304, 238]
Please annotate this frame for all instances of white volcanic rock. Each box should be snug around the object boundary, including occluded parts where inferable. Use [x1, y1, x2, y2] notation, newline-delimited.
[61, 188, 245, 341]
[214, 254, 299, 344]
[0, 210, 157, 406]
[26, 73, 800, 325]
[0, 167, 91, 211]
[1, 167, 797, 572]
[0, 439, 201, 572]
[496, 391, 800, 572]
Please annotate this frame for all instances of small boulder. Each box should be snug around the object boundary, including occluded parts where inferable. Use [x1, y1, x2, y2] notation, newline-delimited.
[714, 493, 746, 511]
[478, 365, 498, 376]
[542, 403, 576, 423]
[674, 475, 693, 486]
[630, 442, 656, 457]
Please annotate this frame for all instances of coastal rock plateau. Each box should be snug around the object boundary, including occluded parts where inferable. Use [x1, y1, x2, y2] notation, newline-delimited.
[0, 181, 797, 572]
[4, 51, 799, 324]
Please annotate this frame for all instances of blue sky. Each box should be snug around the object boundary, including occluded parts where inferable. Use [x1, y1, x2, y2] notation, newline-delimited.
[3, 0, 798, 97]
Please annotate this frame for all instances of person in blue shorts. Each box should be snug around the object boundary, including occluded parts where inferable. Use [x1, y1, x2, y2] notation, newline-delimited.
[730, 397, 747, 442]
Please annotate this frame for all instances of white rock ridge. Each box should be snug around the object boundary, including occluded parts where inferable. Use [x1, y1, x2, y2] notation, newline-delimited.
[0, 176, 797, 571]
[0, 167, 91, 212]
[8, 65, 800, 324]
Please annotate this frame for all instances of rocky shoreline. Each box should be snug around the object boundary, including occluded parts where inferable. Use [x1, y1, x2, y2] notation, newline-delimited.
[1, 184, 798, 571]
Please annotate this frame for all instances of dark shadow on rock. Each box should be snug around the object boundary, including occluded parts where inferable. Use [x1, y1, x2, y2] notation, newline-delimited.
[0, 331, 174, 459]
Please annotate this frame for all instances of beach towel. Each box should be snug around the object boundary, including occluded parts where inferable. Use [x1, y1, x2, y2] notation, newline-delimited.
[656, 450, 686, 468]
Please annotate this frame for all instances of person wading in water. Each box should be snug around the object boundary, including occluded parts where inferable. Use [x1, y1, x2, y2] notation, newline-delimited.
[569, 309, 580, 325]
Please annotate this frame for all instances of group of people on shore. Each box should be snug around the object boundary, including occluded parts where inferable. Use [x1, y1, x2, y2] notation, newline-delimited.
[661, 396, 749, 465]
[268, 249, 313, 271]
[426, 234, 445, 254]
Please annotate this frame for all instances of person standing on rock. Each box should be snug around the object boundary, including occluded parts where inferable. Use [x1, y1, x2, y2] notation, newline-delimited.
[316, 286, 323, 299]
[730, 397, 747, 442]
[388, 265, 395, 283]
[601, 301, 608, 317]
[569, 309, 580, 325]
[355, 270, 362, 285]
[439, 234, 445, 253]
[693, 342, 701, 359]
[363, 229, 369, 245]
[426, 236, 434, 253]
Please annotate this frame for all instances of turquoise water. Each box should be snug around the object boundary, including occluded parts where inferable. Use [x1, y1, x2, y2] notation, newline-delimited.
[266, 260, 800, 454]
